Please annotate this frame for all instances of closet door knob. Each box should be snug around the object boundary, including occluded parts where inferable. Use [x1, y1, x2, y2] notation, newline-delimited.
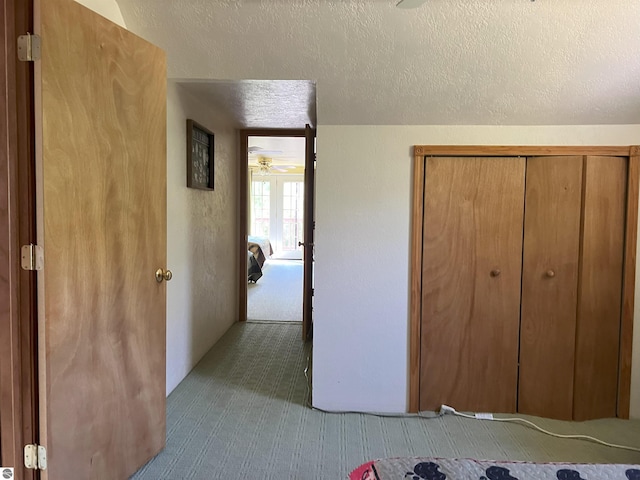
[490, 269, 501, 277]
[546, 270, 556, 278]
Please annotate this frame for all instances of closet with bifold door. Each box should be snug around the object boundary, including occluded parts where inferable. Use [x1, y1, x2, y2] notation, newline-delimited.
[410, 146, 640, 421]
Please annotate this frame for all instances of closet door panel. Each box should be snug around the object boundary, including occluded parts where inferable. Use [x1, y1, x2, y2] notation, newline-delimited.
[574, 156, 626, 420]
[420, 156, 525, 413]
[519, 156, 583, 420]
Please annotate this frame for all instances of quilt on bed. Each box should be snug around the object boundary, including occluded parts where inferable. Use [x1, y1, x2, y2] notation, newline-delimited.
[247, 236, 272, 282]
[247, 250, 262, 282]
[248, 242, 267, 269]
[350, 457, 640, 480]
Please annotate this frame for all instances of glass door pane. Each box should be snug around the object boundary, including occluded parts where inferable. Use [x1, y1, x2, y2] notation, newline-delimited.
[250, 180, 271, 238]
[273, 175, 304, 259]
[281, 181, 304, 253]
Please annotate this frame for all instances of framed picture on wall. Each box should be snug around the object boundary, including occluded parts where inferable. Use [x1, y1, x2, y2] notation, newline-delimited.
[186, 119, 214, 190]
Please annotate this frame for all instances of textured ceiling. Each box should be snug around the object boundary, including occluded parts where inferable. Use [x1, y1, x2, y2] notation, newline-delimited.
[248, 136, 306, 166]
[176, 80, 316, 128]
[117, 0, 640, 126]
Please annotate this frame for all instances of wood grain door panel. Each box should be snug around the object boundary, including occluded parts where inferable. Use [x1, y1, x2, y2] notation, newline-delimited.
[420, 156, 525, 413]
[36, 0, 167, 477]
[519, 156, 583, 420]
[573, 156, 626, 420]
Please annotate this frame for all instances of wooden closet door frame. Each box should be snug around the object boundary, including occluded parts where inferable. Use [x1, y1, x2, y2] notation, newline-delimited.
[409, 145, 640, 417]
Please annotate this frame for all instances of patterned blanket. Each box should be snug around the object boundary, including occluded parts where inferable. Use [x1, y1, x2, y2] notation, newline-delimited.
[349, 457, 640, 480]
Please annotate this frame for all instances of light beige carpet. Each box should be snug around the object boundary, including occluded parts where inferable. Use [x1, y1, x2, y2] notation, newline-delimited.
[247, 259, 303, 322]
[132, 323, 640, 479]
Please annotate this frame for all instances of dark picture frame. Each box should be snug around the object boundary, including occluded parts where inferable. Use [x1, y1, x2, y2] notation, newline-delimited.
[186, 119, 215, 190]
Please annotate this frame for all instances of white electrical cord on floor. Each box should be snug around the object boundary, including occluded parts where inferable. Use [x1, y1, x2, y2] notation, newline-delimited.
[441, 405, 640, 453]
[309, 404, 443, 419]
[303, 353, 640, 453]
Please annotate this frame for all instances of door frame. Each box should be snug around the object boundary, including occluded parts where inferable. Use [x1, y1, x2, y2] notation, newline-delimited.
[238, 129, 306, 323]
[0, 0, 39, 476]
[409, 145, 640, 416]
[302, 124, 316, 340]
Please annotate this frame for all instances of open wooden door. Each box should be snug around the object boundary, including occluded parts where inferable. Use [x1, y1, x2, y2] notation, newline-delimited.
[302, 125, 316, 340]
[35, 0, 167, 478]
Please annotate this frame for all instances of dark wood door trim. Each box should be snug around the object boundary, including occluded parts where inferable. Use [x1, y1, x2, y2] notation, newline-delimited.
[238, 129, 306, 323]
[409, 146, 639, 417]
[0, 0, 39, 476]
[237, 131, 248, 322]
[302, 125, 316, 340]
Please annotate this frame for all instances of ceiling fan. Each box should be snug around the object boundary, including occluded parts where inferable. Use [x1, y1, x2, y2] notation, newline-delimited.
[248, 145, 302, 174]
[254, 158, 297, 174]
[396, 0, 428, 8]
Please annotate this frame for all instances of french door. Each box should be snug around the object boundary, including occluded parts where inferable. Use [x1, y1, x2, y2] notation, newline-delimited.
[251, 175, 304, 259]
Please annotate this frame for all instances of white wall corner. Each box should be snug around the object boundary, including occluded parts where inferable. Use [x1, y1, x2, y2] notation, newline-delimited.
[73, 0, 127, 28]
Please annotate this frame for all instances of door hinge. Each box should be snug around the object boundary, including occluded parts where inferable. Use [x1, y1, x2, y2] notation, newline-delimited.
[17, 33, 41, 61]
[21, 244, 44, 271]
[24, 444, 47, 470]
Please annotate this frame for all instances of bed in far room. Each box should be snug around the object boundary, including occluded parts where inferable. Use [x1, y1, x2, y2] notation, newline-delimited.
[247, 236, 273, 283]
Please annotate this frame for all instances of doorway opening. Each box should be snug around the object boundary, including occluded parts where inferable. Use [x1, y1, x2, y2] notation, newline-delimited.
[239, 128, 315, 339]
[247, 136, 305, 321]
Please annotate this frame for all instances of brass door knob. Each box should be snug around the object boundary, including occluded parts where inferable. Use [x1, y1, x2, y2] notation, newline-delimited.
[490, 269, 501, 277]
[155, 268, 173, 283]
[546, 270, 556, 278]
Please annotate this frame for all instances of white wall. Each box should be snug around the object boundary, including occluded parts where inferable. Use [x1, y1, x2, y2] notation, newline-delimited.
[166, 81, 239, 395]
[312, 125, 640, 416]
[73, 0, 126, 27]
